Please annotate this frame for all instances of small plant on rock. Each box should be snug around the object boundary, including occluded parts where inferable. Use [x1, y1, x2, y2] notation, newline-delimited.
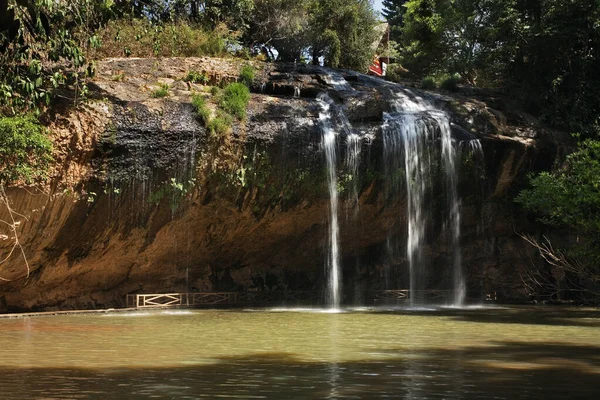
[239, 64, 254, 87]
[220, 82, 250, 120]
[151, 83, 169, 98]
[420, 76, 437, 90]
[192, 93, 211, 124]
[184, 70, 210, 84]
[440, 74, 461, 92]
[207, 111, 233, 137]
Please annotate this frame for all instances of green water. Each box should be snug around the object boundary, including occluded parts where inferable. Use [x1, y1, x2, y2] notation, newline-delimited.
[0, 306, 599, 399]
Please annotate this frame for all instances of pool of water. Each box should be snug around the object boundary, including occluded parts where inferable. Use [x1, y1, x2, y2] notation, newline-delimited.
[0, 306, 599, 399]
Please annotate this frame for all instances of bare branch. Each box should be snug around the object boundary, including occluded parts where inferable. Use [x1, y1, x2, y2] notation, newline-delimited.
[519, 233, 600, 303]
[0, 185, 31, 281]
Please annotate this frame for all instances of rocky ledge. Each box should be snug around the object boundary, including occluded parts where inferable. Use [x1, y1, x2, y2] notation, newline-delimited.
[0, 57, 567, 312]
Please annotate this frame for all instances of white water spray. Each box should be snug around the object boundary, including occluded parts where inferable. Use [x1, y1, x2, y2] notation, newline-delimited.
[383, 90, 469, 305]
[345, 134, 362, 215]
[318, 94, 342, 309]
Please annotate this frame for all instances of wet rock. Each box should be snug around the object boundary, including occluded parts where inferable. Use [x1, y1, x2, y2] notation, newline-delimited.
[0, 57, 565, 312]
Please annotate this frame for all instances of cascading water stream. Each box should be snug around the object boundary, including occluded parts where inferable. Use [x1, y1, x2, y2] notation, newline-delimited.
[318, 94, 341, 309]
[434, 113, 464, 306]
[384, 90, 468, 305]
[345, 134, 362, 216]
[384, 112, 434, 304]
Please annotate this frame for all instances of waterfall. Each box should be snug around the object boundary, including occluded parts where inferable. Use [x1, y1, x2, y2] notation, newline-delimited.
[383, 90, 468, 305]
[345, 134, 362, 215]
[383, 112, 435, 304]
[318, 94, 342, 309]
[434, 113, 463, 306]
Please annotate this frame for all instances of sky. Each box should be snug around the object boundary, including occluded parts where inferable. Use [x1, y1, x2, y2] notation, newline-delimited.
[373, 0, 385, 15]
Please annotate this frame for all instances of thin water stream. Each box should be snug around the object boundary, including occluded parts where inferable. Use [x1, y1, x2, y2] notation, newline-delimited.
[318, 94, 341, 309]
[0, 307, 598, 399]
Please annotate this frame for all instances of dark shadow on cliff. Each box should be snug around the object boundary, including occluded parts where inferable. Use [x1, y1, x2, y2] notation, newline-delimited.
[1, 341, 599, 399]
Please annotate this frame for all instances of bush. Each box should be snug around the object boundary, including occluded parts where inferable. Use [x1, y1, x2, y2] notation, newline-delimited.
[192, 94, 211, 124]
[207, 111, 233, 136]
[440, 74, 461, 92]
[0, 116, 52, 185]
[420, 76, 437, 90]
[239, 64, 254, 87]
[91, 19, 228, 59]
[384, 63, 408, 84]
[185, 71, 210, 84]
[220, 82, 250, 120]
[151, 83, 169, 98]
[199, 32, 226, 56]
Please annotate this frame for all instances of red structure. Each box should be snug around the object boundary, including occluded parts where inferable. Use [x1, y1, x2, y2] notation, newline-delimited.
[369, 57, 386, 77]
[368, 23, 391, 77]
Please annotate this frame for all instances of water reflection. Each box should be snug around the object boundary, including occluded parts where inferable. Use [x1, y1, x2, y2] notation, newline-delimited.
[0, 307, 598, 399]
[327, 314, 340, 399]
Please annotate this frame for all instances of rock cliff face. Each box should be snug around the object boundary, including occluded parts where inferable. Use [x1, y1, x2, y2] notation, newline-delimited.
[0, 58, 565, 312]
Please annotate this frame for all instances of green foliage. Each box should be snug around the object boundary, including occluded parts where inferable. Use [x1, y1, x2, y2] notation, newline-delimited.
[420, 76, 436, 90]
[0, 0, 93, 114]
[382, 0, 409, 42]
[219, 82, 250, 120]
[439, 73, 460, 92]
[192, 92, 234, 137]
[399, 0, 600, 137]
[239, 64, 254, 87]
[516, 139, 600, 296]
[185, 70, 210, 84]
[308, 0, 379, 70]
[244, 0, 309, 62]
[148, 177, 196, 212]
[0, 115, 52, 185]
[244, 0, 378, 71]
[517, 140, 600, 233]
[321, 29, 341, 68]
[151, 83, 169, 98]
[202, 0, 255, 32]
[207, 111, 233, 136]
[192, 93, 211, 124]
[92, 19, 228, 59]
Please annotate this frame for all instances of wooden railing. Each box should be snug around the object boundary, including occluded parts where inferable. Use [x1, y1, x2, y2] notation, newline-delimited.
[126, 289, 496, 309]
[126, 291, 320, 308]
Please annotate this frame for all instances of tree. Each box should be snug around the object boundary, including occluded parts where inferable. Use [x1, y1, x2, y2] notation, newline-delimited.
[398, 0, 600, 135]
[0, 115, 52, 281]
[516, 139, 600, 302]
[244, 0, 378, 71]
[244, 0, 309, 61]
[381, 0, 408, 42]
[308, 0, 378, 70]
[202, 0, 254, 32]
[0, 0, 97, 115]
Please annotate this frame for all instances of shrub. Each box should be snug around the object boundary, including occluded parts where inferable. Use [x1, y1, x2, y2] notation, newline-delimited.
[210, 86, 221, 96]
[220, 82, 251, 120]
[192, 94, 211, 124]
[207, 111, 233, 136]
[384, 63, 408, 84]
[0, 116, 52, 185]
[151, 85, 169, 98]
[440, 74, 461, 92]
[199, 31, 226, 56]
[151, 83, 169, 98]
[185, 71, 210, 84]
[420, 76, 437, 90]
[239, 64, 255, 87]
[91, 19, 228, 59]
